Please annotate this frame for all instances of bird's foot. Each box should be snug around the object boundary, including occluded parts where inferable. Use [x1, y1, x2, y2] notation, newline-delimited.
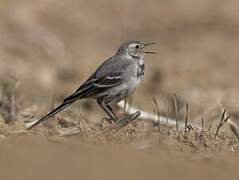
[100, 111, 141, 135]
[104, 117, 115, 124]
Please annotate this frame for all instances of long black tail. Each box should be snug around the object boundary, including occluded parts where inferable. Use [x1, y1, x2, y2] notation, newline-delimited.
[27, 102, 72, 130]
[26, 77, 99, 130]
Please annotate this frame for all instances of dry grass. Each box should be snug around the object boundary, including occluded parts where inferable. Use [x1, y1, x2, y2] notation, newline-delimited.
[0, 79, 238, 153]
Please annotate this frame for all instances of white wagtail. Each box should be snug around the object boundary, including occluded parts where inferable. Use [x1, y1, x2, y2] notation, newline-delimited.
[27, 40, 156, 129]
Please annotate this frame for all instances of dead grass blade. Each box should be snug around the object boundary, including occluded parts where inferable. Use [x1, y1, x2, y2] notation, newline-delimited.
[214, 109, 231, 140]
[174, 94, 179, 132]
[184, 103, 189, 136]
[153, 97, 160, 131]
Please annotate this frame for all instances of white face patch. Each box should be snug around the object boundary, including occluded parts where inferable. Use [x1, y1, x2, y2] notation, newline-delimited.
[128, 43, 140, 49]
[127, 43, 144, 58]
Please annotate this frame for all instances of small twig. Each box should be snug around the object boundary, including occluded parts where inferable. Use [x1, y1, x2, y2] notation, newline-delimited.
[123, 99, 127, 112]
[153, 97, 160, 132]
[184, 103, 189, 136]
[221, 114, 230, 126]
[201, 117, 204, 132]
[9, 89, 17, 123]
[158, 114, 161, 132]
[166, 106, 169, 132]
[117, 101, 201, 130]
[214, 109, 230, 140]
[153, 109, 157, 127]
[214, 110, 226, 140]
[174, 94, 179, 132]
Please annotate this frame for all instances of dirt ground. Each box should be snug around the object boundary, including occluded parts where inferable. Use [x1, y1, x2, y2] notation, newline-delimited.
[1, 0, 239, 179]
[0, 135, 238, 180]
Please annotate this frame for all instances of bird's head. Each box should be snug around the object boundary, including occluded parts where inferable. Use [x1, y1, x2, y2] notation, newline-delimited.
[117, 40, 156, 59]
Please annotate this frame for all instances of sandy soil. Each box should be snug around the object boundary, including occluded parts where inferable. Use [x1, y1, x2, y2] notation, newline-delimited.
[0, 135, 238, 180]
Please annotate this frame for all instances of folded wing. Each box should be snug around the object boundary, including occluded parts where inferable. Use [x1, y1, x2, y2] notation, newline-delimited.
[63, 72, 122, 103]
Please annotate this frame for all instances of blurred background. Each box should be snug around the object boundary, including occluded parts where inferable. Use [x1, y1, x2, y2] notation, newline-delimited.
[1, 0, 239, 120]
[1, 1, 239, 180]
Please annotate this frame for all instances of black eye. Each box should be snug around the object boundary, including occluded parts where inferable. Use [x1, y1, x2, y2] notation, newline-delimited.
[135, 45, 140, 49]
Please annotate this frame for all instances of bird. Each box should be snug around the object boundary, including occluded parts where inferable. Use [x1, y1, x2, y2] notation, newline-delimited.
[26, 40, 156, 129]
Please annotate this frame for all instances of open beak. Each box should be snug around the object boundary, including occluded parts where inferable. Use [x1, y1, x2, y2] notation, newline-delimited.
[144, 42, 155, 47]
[143, 42, 157, 54]
[144, 51, 157, 54]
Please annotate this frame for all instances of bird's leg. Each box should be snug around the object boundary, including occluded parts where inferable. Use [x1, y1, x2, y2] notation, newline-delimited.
[97, 99, 119, 122]
[96, 99, 141, 136]
[106, 104, 120, 121]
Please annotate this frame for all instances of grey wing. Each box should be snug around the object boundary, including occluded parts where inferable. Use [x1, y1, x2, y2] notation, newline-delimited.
[63, 55, 131, 103]
[63, 72, 122, 102]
